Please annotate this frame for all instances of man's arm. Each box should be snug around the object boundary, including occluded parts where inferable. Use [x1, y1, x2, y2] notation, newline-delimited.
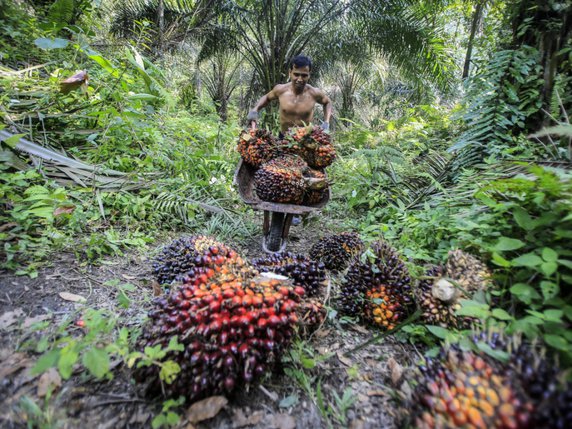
[248, 86, 279, 129]
[316, 90, 332, 130]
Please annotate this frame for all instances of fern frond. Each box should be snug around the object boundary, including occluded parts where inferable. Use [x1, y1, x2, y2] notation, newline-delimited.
[48, 0, 75, 25]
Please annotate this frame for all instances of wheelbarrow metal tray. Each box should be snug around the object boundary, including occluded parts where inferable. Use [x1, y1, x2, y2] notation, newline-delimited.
[234, 159, 330, 215]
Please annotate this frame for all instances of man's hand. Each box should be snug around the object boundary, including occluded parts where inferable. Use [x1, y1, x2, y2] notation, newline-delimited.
[320, 121, 330, 133]
[247, 110, 259, 130]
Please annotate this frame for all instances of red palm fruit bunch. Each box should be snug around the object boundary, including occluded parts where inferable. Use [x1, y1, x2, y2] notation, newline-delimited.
[237, 129, 277, 166]
[337, 240, 414, 330]
[416, 250, 492, 329]
[152, 235, 246, 285]
[282, 126, 336, 168]
[309, 232, 364, 272]
[135, 267, 308, 401]
[251, 252, 328, 297]
[412, 345, 534, 429]
[254, 155, 306, 204]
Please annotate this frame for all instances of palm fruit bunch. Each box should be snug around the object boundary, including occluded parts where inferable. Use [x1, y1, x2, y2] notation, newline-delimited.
[337, 240, 414, 329]
[152, 235, 245, 285]
[135, 265, 308, 401]
[251, 252, 327, 297]
[237, 129, 277, 166]
[282, 125, 336, 168]
[254, 155, 306, 204]
[302, 168, 328, 205]
[297, 298, 327, 334]
[416, 250, 492, 328]
[412, 345, 535, 429]
[309, 232, 364, 271]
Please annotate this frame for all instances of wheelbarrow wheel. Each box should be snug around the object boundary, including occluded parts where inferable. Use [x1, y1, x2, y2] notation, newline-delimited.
[266, 212, 285, 252]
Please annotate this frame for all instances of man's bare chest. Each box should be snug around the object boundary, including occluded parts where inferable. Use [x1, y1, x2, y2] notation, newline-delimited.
[279, 93, 315, 115]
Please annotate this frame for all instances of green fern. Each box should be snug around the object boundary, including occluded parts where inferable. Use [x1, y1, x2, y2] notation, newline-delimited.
[47, 0, 75, 25]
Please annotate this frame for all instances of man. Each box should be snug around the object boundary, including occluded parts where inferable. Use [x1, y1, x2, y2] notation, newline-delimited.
[247, 55, 332, 133]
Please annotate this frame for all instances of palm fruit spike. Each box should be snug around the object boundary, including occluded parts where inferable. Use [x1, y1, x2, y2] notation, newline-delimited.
[251, 252, 327, 297]
[152, 235, 245, 285]
[416, 250, 491, 328]
[296, 298, 327, 335]
[309, 232, 364, 271]
[337, 240, 414, 329]
[283, 125, 336, 168]
[412, 346, 534, 429]
[254, 155, 306, 204]
[135, 268, 306, 402]
[237, 129, 277, 166]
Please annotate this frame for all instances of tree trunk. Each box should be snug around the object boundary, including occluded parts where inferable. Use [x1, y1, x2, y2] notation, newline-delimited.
[462, 1, 484, 79]
[157, 0, 165, 56]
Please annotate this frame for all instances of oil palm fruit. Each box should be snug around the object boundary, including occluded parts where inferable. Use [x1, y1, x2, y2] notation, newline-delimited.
[251, 252, 327, 297]
[283, 126, 336, 168]
[152, 236, 245, 285]
[412, 346, 534, 429]
[337, 240, 414, 329]
[237, 129, 277, 166]
[135, 268, 306, 401]
[302, 168, 328, 205]
[417, 250, 491, 328]
[309, 232, 364, 271]
[254, 155, 306, 204]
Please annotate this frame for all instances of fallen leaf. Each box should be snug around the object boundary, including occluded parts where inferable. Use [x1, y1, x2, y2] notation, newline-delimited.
[122, 274, 136, 280]
[232, 409, 264, 428]
[337, 352, 353, 367]
[272, 413, 296, 429]
[0, 222, 18, 232]
[23, 314, 51, 329]
[0, 309, 25, 330]
[387, 357, 404, 386]
[186, 395, 228, 423]
[349, 324, 369, 335]
[0, 352, 32, 378]
[366, 390, 387, 397]
[59, 292, 86, 303]
[152, 280, 162, 297]
[37, 368, 62, 397]
[53, 206, 75, 217]
[314, 328, 330, 338]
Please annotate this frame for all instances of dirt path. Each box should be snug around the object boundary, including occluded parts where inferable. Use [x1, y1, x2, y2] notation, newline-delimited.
[0, 225, 415, 429]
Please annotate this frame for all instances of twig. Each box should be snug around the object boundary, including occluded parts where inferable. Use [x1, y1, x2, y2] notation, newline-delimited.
[344, 310, 421, 356]
[92, 398, 146, 408]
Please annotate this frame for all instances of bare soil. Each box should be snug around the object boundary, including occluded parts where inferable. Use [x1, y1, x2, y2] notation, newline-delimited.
[0, 220, 417, 429]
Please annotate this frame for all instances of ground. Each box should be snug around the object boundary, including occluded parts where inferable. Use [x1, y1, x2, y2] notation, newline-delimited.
[0, 220, 417, 429]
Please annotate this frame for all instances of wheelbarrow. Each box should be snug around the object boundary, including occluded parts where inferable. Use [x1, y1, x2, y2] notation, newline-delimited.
[234, 159, 331, 253]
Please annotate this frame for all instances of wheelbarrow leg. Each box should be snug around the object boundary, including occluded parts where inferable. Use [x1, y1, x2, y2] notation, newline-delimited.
[263, 212, 290, 253]
[263, 210, 270, 235]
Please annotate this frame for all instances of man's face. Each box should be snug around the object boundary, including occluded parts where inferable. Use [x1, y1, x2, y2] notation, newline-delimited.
[289, 65, 310, 90]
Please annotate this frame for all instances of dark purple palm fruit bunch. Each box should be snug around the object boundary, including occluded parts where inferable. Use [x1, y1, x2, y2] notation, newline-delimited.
[309, 232, 364, 272]
[254, 155, 306, 204]
[337, 240, 414, 330]
[416, 249, 492, 329]
[411, 344, 534, 429]
[251, 252, 327, 297]
[237, 128, 278, 166]
[135, 264, 309, 402]
[151, 235, 244, 285]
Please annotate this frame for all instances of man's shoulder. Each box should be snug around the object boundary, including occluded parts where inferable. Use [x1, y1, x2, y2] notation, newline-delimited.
[306, 85, 326, 98]
[273, 83, 290, 93]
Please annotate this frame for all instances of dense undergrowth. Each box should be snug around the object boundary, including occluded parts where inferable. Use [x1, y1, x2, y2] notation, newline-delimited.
[1, 0, 572, 427]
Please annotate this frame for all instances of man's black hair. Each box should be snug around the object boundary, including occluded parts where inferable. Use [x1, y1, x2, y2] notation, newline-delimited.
[289, 55, 312, 70]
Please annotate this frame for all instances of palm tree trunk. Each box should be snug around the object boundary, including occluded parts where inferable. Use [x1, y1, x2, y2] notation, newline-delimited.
[157, 0, 165, 56]
[462, 1, 484, 79]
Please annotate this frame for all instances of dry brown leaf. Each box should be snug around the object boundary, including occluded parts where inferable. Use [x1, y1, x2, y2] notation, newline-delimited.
[232, 409, 264, 428]
[314, 328, 331, 338]
[272, 413, 296, 429]
[23, 314, 51, 329]
[59, 292, 86, 303]
[387, 357, 404, 386]
[0, 222, 18, 232]
[0, 309, 25, 330]
[122, 274, 136, 280]
[152, 280, 162, 297]
[366, 390, 387, 397]
[186, 396, 228, 423]
[349, 324, 369, 335]
[37, 368, 62, 397]
[337, 352, 353, 367]
[53, 206, 75, 217]
[0, 352, 31, 379]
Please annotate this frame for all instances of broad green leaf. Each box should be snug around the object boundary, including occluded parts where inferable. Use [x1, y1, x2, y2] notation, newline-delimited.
[159, 360, 181, 384]
[32, 349, 60, 375]
[541, 281, 559, 301]
[492, 308, 513, 320]
[456, 299, 490, 318]
[491, 252, 511, 267]
[3, 133, 25, 148]
[34, 37, 69, 50]
[544, 309, 563, 322]
[58, 347, 79, 379]
[492, 237, 525, 252]
[476, 342, 509, 362]
[82, 347, 110, 379]
[512, 207, 536, 231]
[541, 262, 558, 277]
[425, 325, 451, 340]
[557, 259, 572, 270]
[544, 335, 569, 351]
[510, 283, 541, 304]
[512, 253, 543, 267]
[542, 248, 558, 262]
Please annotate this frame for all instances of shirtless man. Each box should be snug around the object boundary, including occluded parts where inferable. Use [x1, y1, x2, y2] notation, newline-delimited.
[247, 55, 332, 133]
